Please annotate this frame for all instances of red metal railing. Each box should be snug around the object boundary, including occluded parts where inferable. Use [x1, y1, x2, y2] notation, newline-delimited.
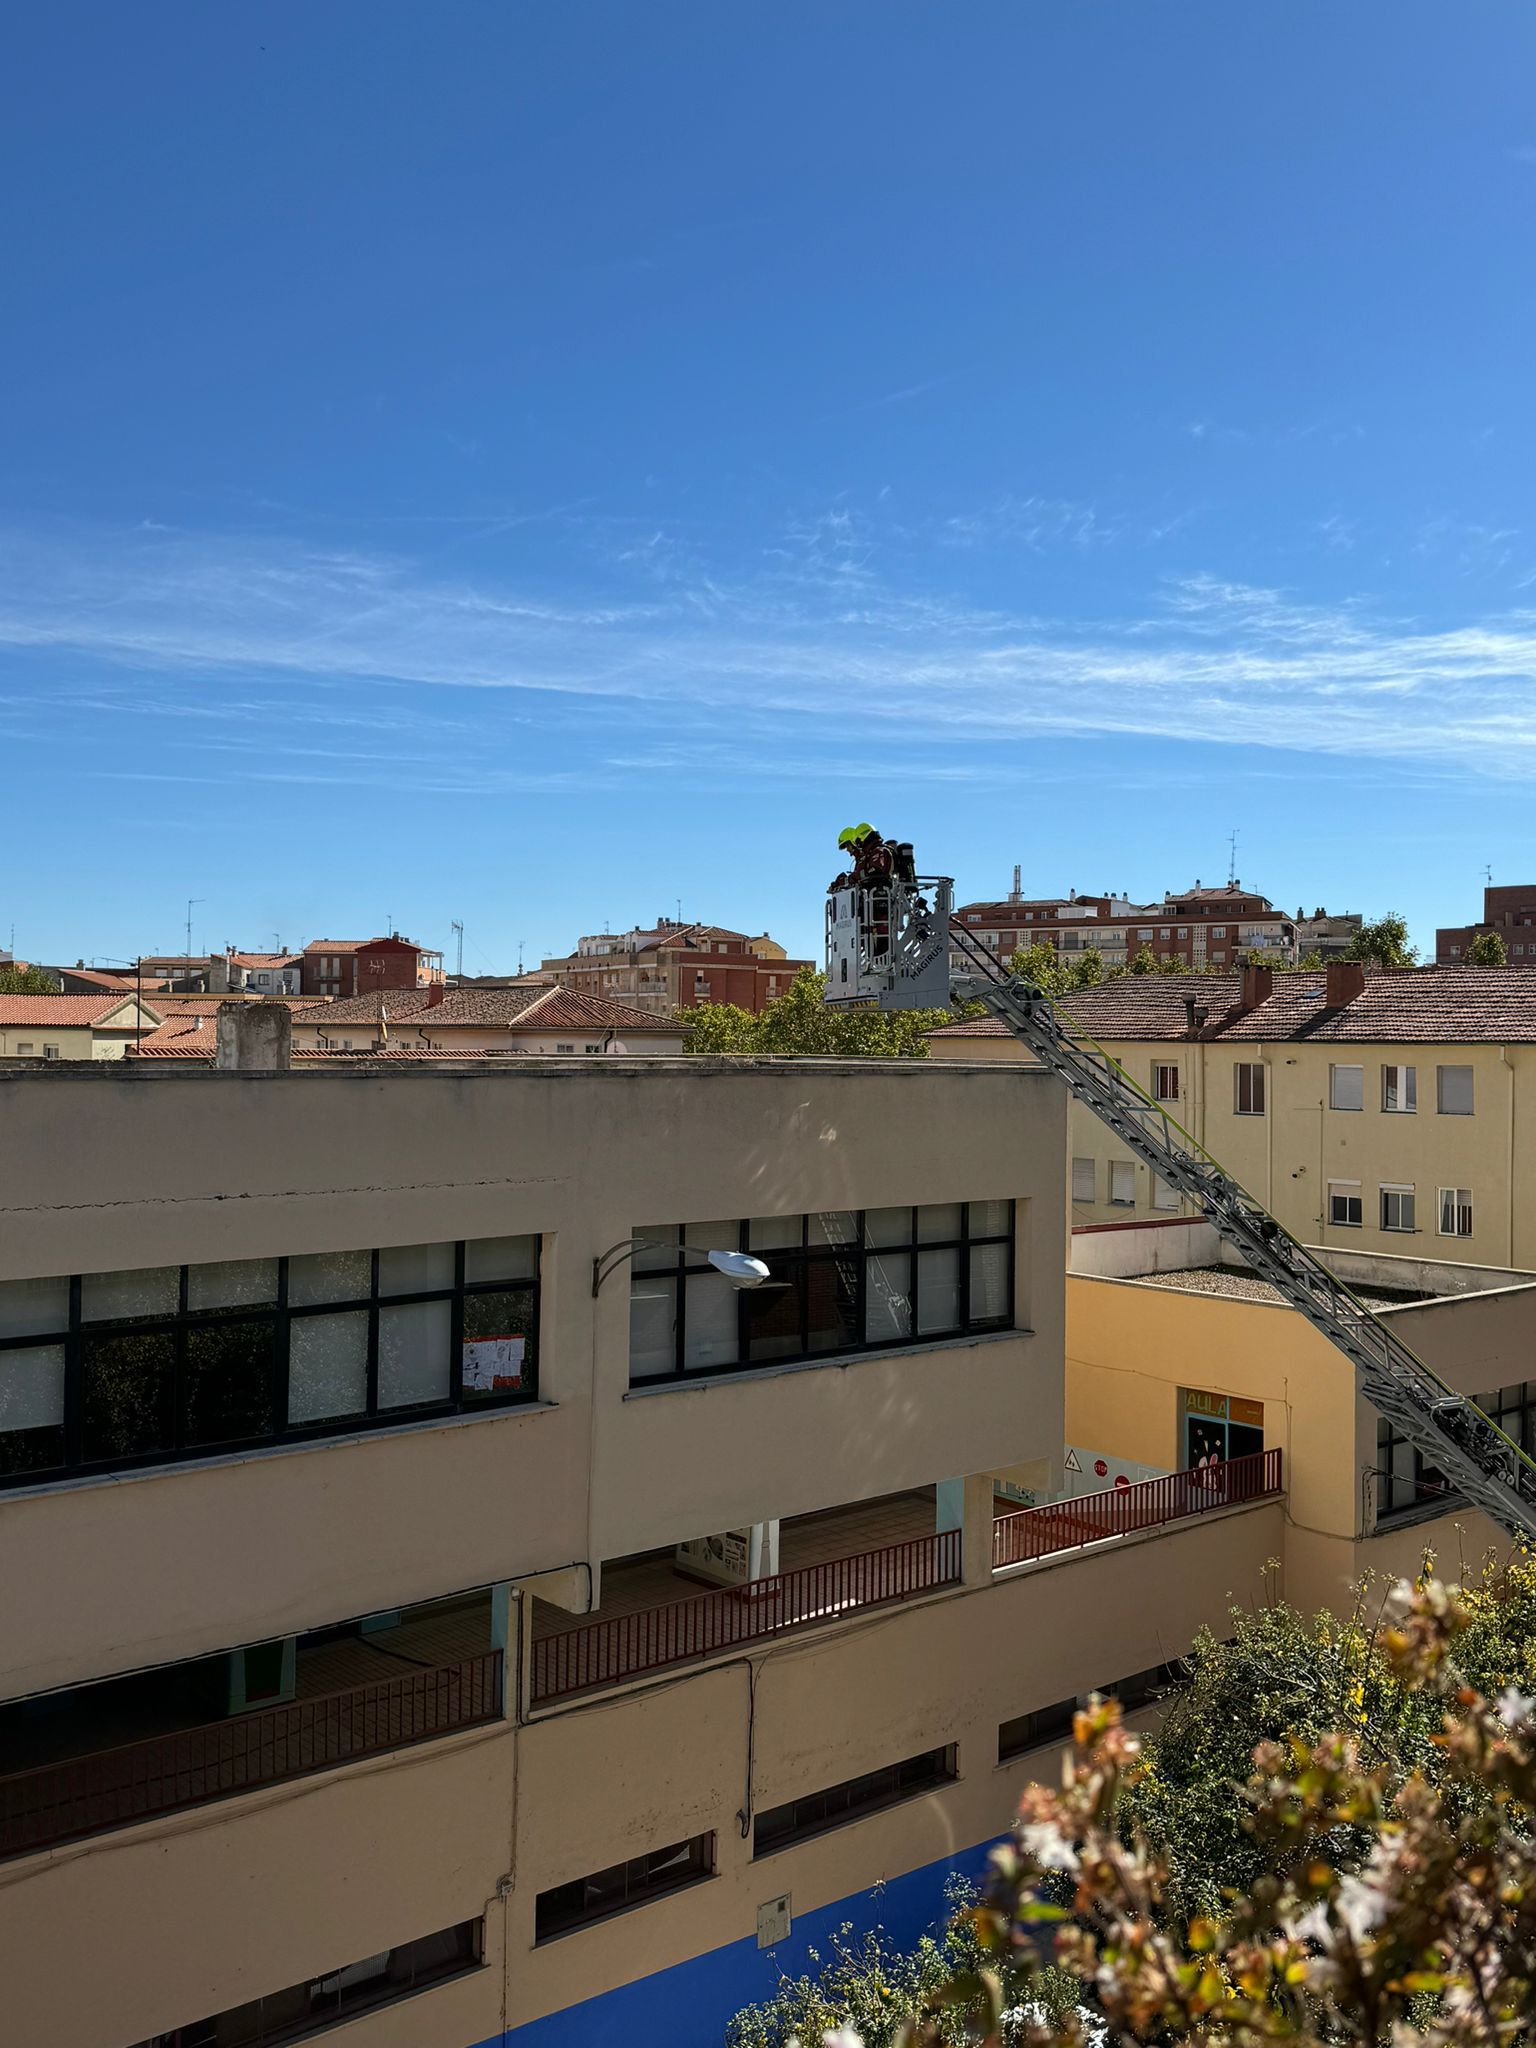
[533, 1529, 962, 1704]
[992, 1449, 1283, 1570]
[0, 1648, 502, 1861]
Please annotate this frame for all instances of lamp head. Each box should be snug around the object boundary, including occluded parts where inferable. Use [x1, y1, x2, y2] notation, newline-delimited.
[706, 1249, 773, 1288]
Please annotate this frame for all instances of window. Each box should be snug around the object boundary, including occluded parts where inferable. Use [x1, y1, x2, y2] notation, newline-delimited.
[1438, 1187, 1474, 1238]
[1109, 1660, 1181, 1714]
[1328, 1181, 1363, 1227]
[536, 1835, 713, 1941]
[1381, 1065, 1417, 1113]
[1329, 1064, 1364, 1111]
[1234, 1062, 1265, 1115]
[1437, 1065, 1474, 1116]
[1071, 1158, 1096, 1204]
[132, 1921, 482, 2047]
[629, 1204, 1013, 1384]
[555, 1042, 575, 1053]
[754, 1747, 957, 1855]
[1212, 927, 1227, 939]
[1375, 1413, 1455, 1523]
[14, 1042, 33, 1056]
[999, 1700, 1076, 1760]
[1153, 1176, 1180, 1211]
[0, 1238, 539, 1490]
[1109, 1162, 1135, 1207]
[1136, 928, 1154, 941]
[42, 1044, 60, 1060]
[1380, 1185, 1416, 1233]
[1152, 1063, 1179, 1103]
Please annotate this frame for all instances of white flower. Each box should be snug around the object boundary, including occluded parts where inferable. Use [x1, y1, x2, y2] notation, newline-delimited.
[1019, 1819, 1080, 1872]
[1495, 1684, 1536, 1729]
[1335, 1874, 1387, 1944]
[823, 2031, 865, 2048]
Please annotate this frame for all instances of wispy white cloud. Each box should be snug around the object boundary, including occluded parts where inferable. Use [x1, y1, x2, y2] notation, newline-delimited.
[6, 522, 1536, 797]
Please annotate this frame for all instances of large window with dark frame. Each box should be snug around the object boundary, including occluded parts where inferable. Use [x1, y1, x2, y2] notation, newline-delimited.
[753, 1746, 958, 1856]
[130, 1919, 483, 2047]
[628, 1203, 1014, 1384]
[535, 1833, 715, 1941]
[0, 1236, 539, 1489]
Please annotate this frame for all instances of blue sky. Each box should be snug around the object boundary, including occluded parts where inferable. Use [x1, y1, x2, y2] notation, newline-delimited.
[4, 4, 1535, 969]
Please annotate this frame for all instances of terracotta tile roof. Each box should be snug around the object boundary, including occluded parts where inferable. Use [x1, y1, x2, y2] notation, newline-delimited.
[290, 985, 680, 1033]
[229, 951, 302, 969]
[929, 968, 1536, 1045]
[125, 1012, 218, 1053]
[0, 994, 151, 1026]
[302, 938, 367, 955]
[518, 987, 681, 1033]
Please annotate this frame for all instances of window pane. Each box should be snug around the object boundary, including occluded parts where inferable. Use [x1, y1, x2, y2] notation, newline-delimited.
[864, 1206, 913, 1248]
[630, 1275, 678, 1378]
[748, 1215, 802, 1251]
[1438, 1066, 1474, 1115]
[808, 1211, 857, 1246]
[288, 1312, 369, 1424]
[744, 1261, 804, 1361]
[683, 1272, 740, 1371]
[805, 1256, 859, 1354]
[379, 1299, 452, 1408]
[916, 1247, 961, 1334]
[82, 1328, 176, 1461]
[186, 1259, 279, 1311]
[181, 1317, 276, 1447]
[969, 1242, 1011, 1324]
[461, 1289, 535, 1399]
[378, 1242, 455, 1295]
[81, 1266, 178, 1323]
[1071, 1159, 1096, 1203]
[0, 1275, 70, 1339]
[1329, 1066, 1363, 1111]
[1110, 1162, 1135, 1205]
[968, 1199, 1011, 1238]
[631, 1227, 679, 1274]
[916, 1203, 963, 1244]
[287, 1249, 371, 1306]
[683, 1220, 741, 1252]
[865, 1251, 913, 1342]
[464, 1235, 537, 1284]
[0, 1344, 66, 1477]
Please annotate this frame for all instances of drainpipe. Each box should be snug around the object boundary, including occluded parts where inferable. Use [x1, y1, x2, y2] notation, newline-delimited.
[1501, 1046, 1516, 1267]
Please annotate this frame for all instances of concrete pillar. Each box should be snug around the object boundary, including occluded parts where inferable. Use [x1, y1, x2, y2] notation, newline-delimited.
[215, 1001, 292, 1072]
[937, 1472, 997, 1587]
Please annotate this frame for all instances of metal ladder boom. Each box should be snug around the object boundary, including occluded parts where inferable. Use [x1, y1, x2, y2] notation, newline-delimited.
[948, 924, 1536, 1545]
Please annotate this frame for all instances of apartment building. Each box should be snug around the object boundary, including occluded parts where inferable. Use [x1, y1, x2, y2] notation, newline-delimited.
[951, 881, 1295, 971]
[931, 962, 1536, 1267]
[1066, 1217, 1534, 1610]
[541, 920, 812, 1015]
[212, 950, 305, 995]
[1293, 907, 1363, 960]
[0, 1047, 1295, 2048]
[0, 992, 163, 1060]
[300, 935, 446, 999]
[1436, 881, 1536, 963]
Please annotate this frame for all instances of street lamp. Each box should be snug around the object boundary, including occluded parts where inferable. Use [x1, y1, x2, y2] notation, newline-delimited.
[591, 1236, 772, 1299]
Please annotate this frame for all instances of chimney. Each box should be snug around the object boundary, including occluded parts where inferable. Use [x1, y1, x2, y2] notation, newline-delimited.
[1326, 960, 1366, 1007]
[215, 1000, 292, 1073]
[426, 980, 445, 1007]
[1240, 962, 1274, 1011]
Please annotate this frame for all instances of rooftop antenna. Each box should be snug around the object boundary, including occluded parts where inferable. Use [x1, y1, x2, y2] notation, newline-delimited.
[1011, 863, 1022, 903]
[1485, 864, 1494, 886]
[451, 919, 464, 979]
[1226, 829, 1239, 887]
[185, 897, 204, 960]
[517, 938, 525, 975]
[677, 898, 683, 924]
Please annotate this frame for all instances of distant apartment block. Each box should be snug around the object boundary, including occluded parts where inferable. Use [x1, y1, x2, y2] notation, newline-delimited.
[300, 933, 446, 999]
[1436, 883, 1536, 963]
[1293, 907, 1363, 959]
[951, 881, 1296, 971]
[542, 919, 812, 1014]
[212, 948, 304, 995]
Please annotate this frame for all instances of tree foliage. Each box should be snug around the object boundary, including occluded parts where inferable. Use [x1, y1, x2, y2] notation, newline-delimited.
[0, 965, 59, 994]
[1466, 930, 1509, 967]
[681, 964, 951, 1059]
[1344, 915, 1418, 969]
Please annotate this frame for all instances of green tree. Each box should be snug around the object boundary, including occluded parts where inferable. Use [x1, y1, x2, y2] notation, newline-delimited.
[1294, 950, 1327, 971]
[1345, 914, 1418, 969]
[1130, 944, 1159, 976]
[681, 965, 950, 1059]
[1467, 929, 1509, 966]
[0, 964, 60, 994]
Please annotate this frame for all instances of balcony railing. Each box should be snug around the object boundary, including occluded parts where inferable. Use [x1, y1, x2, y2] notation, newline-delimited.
[0, 1649, 502, 1861]
[992, 1449, 1283, 1570]
[532, 1529, 962, 1704]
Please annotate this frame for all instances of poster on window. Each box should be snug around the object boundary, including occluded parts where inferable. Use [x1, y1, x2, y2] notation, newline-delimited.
[461, 1335, 525, 1393]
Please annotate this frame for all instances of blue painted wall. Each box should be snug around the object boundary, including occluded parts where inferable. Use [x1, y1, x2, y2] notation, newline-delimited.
[485, 1837, 1000, 2048]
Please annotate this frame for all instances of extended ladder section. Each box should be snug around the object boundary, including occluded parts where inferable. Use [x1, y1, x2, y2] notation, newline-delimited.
[947, 921, 1536, 1545]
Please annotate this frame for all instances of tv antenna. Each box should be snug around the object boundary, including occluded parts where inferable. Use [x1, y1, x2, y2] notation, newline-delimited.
[450, 920, 464, 979]
[1485, 864, 1494, 886]
[185, 897, 204, 960]
[1226, 829, 1239, 887]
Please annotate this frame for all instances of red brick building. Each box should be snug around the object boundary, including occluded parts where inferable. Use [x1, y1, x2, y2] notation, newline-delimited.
[951, 883, 1295, 972]
[1436, 885, 1536, 964]
[541, 921, 812, 1015]
[300, 936, 445, 999]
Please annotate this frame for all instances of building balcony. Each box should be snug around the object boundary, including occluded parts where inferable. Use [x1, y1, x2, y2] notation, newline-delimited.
[531, 1492, 959, 1705]
[0, 1595, 501, 1862]
[992, 1450, 1283, 1570]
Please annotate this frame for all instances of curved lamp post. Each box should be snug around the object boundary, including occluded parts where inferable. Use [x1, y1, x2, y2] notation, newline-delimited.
[591, 1236, 772, 1299]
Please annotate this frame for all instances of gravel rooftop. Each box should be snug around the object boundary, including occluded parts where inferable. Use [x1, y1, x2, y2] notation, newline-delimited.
[1138, 1265, 1433, 1307]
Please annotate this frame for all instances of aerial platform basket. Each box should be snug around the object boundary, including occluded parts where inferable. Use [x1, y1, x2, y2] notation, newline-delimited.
[824, 872, 955, 1010]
